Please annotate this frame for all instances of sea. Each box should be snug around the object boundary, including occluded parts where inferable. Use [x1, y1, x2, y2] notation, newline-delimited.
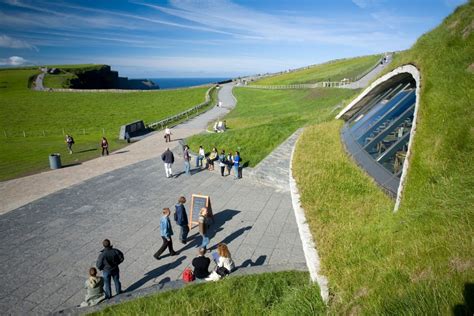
[147, 77, 230, 89]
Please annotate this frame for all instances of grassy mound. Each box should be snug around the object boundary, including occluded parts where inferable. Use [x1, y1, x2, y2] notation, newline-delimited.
[92, 271, 326, 315]
[0, 68, 209, 180]
[293, 2, 473, 314]
[253, 54, 381, 85]
[186, 87, 357, 167]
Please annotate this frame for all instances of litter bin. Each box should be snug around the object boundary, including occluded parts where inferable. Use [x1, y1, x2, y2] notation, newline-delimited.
[49, 153, 61, 169]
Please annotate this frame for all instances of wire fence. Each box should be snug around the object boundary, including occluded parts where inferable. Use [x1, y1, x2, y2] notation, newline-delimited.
[1, 127, 111, 138]
[2, 85, 217, 139]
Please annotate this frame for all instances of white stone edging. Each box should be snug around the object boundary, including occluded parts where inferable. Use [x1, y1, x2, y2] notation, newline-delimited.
[289, 130, 329, 303]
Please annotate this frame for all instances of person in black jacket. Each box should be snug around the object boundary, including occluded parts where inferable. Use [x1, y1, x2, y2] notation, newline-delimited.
[192, 248, 210, 280]
[96, 239, 124, 299]
[161, 148, 174, 178]
[175, 196, 189, 244]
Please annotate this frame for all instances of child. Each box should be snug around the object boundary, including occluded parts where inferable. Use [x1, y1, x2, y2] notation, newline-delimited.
[79, 267, 106, 307]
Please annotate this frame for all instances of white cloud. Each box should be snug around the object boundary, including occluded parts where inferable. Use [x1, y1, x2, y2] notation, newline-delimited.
[0, 34, 38, 50]
[351, 0, 384, 9]
[0, 56, 28, 65]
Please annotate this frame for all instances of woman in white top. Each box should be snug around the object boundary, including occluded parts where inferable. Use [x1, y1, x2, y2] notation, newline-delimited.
[207, 243, 235, 281]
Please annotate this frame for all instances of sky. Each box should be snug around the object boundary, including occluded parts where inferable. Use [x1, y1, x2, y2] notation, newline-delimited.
[0, 0, 467, 78]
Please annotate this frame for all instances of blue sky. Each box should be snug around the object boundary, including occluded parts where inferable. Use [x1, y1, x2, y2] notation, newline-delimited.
[0, 0, 466, 78]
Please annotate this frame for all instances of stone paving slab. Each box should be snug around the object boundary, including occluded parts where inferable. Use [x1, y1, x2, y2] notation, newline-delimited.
[0, 155, 306, 314]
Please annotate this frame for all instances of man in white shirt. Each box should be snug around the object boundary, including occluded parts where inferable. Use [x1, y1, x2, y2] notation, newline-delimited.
[164, 127, 171, 142]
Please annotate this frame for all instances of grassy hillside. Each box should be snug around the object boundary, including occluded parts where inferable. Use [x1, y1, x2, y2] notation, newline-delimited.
[186, 87, 357, 167]
[93, 271, 326, 315]
[293, 2, 473, 314]
[0, 68, 208, 180]
[253, 54, 381, 85]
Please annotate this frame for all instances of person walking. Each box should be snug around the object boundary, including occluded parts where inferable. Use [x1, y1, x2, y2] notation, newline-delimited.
[96, 239, 124, 299]
[79, 267, 106, 307]
[100, 137, 109, 156]
[198, 207, 210, 249]
[154, 208, 178, 260]
[175, 196, 189, 244]
[192, 248, 211, 281]
[218, 150, 226, 177]
[183, 145, 191, 176]
[164, 126, 171, 142]
[196, 146, 205, 168]
[65, 134, 74, 154]
[233, 151, 241, 179]
[161, 148, 174, 178]
[226, 151, 233, 176]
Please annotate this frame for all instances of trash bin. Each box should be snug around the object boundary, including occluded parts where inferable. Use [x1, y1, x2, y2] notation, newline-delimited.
[49, 153, 61, 169]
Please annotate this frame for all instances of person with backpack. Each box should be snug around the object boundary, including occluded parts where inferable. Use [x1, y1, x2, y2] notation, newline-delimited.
[65, 134, 74, 154]
[161, 148, 174, 178]
[154, 208, 178, 260]
[100, 137, 109, 156]
[218, 150, 226, 176]
[183, 145, 191, 176]
[96, 239, 124, 299]
[174, 196, 189, 244]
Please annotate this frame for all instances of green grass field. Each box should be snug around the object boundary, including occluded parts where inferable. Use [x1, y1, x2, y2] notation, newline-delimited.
[0, 68, 209, 180]
[92, 271, 326, 315]
[186, 87, 357, 167]
[252, 54, 381, 85]
[292, 2, 473, 314]
[97, 2, 473, 315]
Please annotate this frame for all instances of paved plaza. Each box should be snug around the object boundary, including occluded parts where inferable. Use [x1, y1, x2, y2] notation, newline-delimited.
[0, 83, 307, 314]
[0, 153, 306, 314]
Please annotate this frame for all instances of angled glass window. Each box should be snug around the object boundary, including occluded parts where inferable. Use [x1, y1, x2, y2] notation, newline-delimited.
[339, 73, 417, 196]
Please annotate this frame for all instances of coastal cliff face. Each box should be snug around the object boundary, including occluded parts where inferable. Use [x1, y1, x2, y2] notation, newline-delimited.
[58, 65, 160, 90]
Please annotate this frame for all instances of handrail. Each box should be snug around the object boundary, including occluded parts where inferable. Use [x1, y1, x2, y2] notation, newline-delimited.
[147, 86, 216, 130]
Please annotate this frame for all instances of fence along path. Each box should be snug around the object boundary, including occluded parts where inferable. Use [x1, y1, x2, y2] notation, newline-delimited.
[0, 82, 236, 215]
[241, 54, 391, 91]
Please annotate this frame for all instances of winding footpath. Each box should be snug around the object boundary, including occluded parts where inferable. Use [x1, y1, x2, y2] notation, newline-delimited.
[0, 83, 307, 314]
[0, 62, 391, 314]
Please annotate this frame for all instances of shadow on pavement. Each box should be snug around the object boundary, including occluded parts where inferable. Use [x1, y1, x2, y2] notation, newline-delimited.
[125, 256, 186, 292]
[61, 162, 82, 168]
[238, 255, 267, 269]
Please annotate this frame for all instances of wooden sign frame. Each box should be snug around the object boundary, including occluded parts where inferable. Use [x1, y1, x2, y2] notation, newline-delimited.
[189, 194, 213, 229]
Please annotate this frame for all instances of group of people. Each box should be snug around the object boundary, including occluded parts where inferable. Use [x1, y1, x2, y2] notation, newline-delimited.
[153, 196, 234, 283]
[64, 135, 109, 156]
[79, 196, 234, 307]
[204, 147, 241, 179]
[213, 120, 226, 133]
[161, 145, 242, 179]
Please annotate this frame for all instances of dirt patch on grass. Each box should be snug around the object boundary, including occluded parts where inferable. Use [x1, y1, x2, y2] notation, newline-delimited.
[449, 258, 473, 273]
[467, 63, 474, 74]
[461, 20, 474, 39]
[410, 267, 433, 283]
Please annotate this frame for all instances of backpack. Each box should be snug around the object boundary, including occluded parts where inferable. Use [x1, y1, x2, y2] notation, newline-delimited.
[70, 136, 75, 144]
[182, 268, 195, 283]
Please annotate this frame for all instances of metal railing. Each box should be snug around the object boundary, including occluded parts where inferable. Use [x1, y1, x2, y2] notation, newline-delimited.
[147, 86, 216, 129]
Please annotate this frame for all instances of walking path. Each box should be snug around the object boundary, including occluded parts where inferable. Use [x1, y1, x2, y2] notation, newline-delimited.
[0, 82, 307, 314]
[0, 83, 235, 215]
[343, 54, 392, 89]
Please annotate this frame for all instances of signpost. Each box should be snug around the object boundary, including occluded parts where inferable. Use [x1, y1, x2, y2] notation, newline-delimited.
[189, 194, 213, 229]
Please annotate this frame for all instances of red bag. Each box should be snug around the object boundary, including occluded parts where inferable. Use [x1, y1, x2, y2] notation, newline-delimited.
[183, 268, 195, 283]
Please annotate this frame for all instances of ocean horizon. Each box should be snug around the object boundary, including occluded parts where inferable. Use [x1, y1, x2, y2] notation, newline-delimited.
[145, 77, 231, 89]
